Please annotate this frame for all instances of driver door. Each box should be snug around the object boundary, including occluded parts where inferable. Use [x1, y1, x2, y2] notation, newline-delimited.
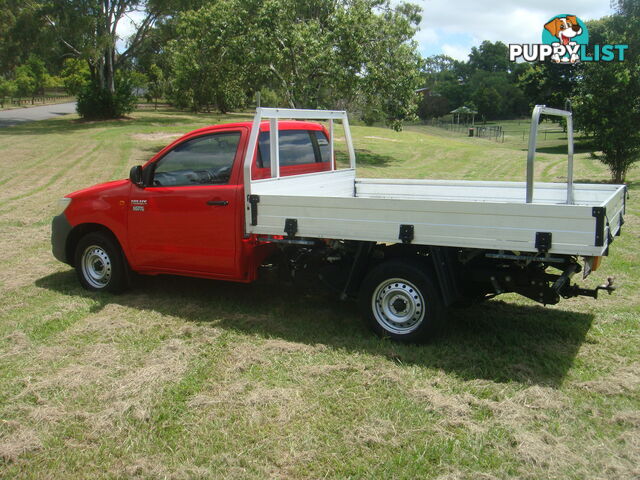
[128, 129, 245, 276]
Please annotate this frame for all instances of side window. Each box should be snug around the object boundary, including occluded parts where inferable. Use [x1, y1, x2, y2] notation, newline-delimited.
[152, 132, 241, 187]
[257, 130, 330, 168]
[313, 130, 331, 163]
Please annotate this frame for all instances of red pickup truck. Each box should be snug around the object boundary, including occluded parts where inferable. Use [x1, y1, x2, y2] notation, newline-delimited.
[53, 108, 623, 343]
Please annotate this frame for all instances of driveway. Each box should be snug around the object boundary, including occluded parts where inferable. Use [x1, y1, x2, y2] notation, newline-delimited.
[0, 102, 77, 127]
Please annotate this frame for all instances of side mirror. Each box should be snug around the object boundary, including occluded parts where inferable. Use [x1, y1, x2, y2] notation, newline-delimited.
[129, 165, 144, 187]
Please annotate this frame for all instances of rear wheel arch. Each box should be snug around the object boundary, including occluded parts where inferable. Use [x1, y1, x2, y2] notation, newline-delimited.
[347, 243, 442, 297]
[358, 257, 446, 343]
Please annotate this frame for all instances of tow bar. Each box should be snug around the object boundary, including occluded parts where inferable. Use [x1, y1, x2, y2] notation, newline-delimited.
[562, 277, 616, 299]
[553, 263, 616, 299]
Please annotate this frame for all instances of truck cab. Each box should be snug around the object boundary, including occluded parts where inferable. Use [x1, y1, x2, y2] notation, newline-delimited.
[52, 120, 332, 289]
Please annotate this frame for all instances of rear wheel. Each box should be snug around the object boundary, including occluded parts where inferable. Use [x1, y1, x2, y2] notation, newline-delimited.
[359, 259, 444, 343]
[74, 232, 128, 293]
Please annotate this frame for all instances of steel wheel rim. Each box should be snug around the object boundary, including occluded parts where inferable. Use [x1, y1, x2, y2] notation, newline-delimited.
[372, 278, 425, 334]
[81, 245, 112, 288]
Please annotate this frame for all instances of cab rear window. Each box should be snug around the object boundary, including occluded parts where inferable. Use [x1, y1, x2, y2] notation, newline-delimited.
[257, 130, 330, 168]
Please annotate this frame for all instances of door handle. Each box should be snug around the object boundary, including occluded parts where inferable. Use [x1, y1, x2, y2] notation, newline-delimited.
[206, 200, 229, 206]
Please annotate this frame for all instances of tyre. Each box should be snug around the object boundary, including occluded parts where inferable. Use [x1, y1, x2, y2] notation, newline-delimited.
[359, 259, 445, 343]
[74, 232, 129, 293]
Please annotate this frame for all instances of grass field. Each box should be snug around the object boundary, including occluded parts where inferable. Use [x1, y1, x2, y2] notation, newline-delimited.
[0, 109, 638, 479]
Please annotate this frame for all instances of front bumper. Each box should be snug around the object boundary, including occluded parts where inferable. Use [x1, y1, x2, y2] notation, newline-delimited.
[51, 214, 72, 265]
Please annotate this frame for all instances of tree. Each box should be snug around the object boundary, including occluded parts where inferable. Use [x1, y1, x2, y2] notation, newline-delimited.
[425, 65, 467, 119]
[146, 63, 165, 109]
[60, 58, 90, 95]
[419, 43, 529, 121]
[32, 0, 180, 118]
[25, 55, 48, 96]
[168, 0, 422, 128]
[352, 2, 422, 129]
[517, 62, 579, 112]
[416, 56, 458, 120]
[422, 55, 457, 76]
[12, 55, 49, 101]
[168, 0, 254, 113]
[573, 6, 640, 182]
[468, 41, 512, 73]
[0, 1, 65, 76]
[417, 93, 450, 120]
[466, 70, 528, 119]
[471, 85, 502, 120]
[14, 64, 36, 98]
[0, 77, 17, 107]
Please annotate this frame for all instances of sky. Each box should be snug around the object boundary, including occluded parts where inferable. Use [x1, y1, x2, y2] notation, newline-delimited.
[117, 1, 615, 60]
[413, 0, 614, 60]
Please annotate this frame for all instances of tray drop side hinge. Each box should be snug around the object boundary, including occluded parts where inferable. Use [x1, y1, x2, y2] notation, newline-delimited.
[535, 232, 552, 253]
[399, 224, 414, 244]
[248, 194, 260, 226]
[284, 218, 298, 239]
[592, 206, 606, 247]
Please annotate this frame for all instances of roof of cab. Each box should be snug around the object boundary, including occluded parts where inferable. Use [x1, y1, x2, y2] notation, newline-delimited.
[183, 120, 324, 138]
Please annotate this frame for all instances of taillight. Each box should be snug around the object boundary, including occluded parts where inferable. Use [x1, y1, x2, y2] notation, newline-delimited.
[592, 256, 602, 271]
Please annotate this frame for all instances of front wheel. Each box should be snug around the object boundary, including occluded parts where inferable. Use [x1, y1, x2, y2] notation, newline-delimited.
[359, 259, 445, 343]
[74, 232, 129, 293]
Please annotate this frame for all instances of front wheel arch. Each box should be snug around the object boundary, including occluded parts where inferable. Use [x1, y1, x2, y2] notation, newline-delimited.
[71, 228, 130, 293]
[66, 224, 123, 267]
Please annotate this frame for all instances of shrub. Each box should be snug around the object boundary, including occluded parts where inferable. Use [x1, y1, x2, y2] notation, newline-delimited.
[76, 76, 137, 119]
[0, 77, 16, 98]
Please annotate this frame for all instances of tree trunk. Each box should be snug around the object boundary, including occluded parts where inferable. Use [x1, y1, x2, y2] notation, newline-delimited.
[103, 44, 115, 94]
[268, 64, 296, 108]
[614, 169, 625, 183]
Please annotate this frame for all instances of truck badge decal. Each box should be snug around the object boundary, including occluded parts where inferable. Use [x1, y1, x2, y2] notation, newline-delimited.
[131, 199, 147, 211]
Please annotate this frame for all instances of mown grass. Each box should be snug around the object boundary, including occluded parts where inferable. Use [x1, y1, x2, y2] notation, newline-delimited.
[0, 108, 638, 479]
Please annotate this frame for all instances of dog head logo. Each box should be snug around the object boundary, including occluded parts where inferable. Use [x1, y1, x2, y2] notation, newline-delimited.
[510, 14, 626, 63]
[542, 14, 589, 63]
